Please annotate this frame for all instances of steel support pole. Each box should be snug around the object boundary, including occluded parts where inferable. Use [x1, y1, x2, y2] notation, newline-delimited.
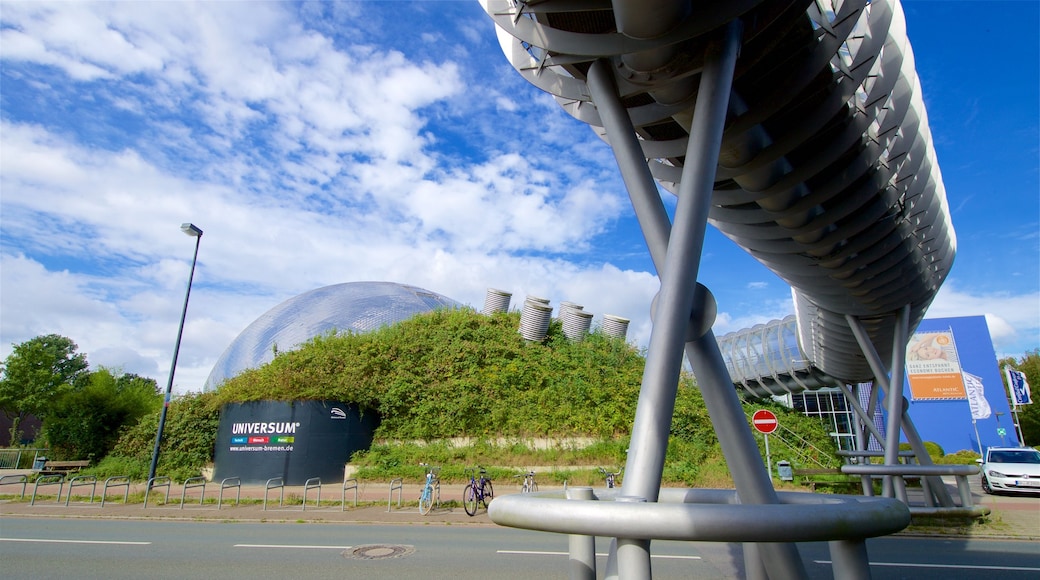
[621, 14, 741, 512]
[566, 487, 596, 580]
[686, 334, 807, 579]
[883, 306, 911, 474]
[828, 540, 871, 580]
[846, 313, 901, 496]
[586, 59, 671, 274]
[613, 22, 742, 578]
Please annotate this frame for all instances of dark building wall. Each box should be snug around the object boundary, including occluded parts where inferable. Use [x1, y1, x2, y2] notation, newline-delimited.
[212, 401, 378, 485]
[0, 413, 42, 447]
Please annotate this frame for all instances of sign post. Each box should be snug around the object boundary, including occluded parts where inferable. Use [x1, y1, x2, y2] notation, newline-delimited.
[752, 409, 779, 477]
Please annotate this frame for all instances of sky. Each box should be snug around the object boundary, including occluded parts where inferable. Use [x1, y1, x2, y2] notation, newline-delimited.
[1, 1, 1038, 395]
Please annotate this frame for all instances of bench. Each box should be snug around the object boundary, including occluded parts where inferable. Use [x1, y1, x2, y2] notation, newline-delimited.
[40, 460, 90, 474]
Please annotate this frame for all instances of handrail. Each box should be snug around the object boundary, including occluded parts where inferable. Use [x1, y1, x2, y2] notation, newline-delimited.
[342, 478, 358, 510]
[100, 476, 131, 507]
[301, 477, 320, 510]
[65, 475, 97, 506]
[143, 476, 172, 508]
[0, 447, 48, 470]
[180, 476, 206, 509]
[217, 477, 241, 508]
[30, 474, 64, 505]
[263, 477, 284, 510]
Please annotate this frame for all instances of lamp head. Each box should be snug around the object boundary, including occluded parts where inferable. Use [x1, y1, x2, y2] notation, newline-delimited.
[180, 223, 203, 237]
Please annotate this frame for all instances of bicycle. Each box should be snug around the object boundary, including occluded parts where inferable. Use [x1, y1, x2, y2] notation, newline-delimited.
[418, 463, 441, 515]
[463, 466, 494, 516]
[513, 470, 538, 493]
[599, 467, 622, 489]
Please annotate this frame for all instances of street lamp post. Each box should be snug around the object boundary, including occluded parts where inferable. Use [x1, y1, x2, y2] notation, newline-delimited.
[148, 223, 203, 486]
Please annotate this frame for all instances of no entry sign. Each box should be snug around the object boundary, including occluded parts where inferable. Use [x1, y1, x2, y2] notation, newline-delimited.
[752, 409, 779, 434]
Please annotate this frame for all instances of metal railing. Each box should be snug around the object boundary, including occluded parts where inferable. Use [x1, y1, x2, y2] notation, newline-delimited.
[0, 448, 47, 470]
[342, 478, 358, 510]
[65, 475, 97, 506]
[300, 477, 320, 510]
[0, 474, 28, 500]
[387, 478, 403, 512]
[143, 476, 172, 508]
[180, 476, 206, 508]
[30, 474, 64, 505]
[263, 477, 284, 510]
[100, 476, 131, 507]
[217, 477, 241, 508]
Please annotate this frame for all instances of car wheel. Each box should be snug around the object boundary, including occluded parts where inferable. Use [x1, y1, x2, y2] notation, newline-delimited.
[980, 475, 992, 494]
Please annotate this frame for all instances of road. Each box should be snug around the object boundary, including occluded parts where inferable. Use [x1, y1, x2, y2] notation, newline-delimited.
[1, 517, 1038, 579]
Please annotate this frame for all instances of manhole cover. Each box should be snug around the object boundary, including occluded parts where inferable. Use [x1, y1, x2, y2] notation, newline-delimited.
[344, 544, 415, 560]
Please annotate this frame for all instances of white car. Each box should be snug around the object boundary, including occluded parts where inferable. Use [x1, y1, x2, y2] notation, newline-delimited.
[979, 447, 1040, 495]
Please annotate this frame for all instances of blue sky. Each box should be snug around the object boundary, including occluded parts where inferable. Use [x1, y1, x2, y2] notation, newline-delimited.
[1, 1, 1037, 394]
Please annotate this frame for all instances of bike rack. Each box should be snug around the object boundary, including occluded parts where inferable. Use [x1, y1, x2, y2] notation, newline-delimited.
[263, 477, 284, 510]
[180, 476, 206, 509]
[30, 474, 65, 505]
[301, 477, 320, 510]
[387, 478, 403, 512]
[65, 475, 97, 506]
[143, 476, 172, 508]
[100, 476, 131, 507]
[217, 477, 241, 508]
[0, 474, 28, 500]
[342, 478, 358, 510]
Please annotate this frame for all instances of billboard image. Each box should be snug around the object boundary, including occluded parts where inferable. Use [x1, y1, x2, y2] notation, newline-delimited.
[212, 400, 378, 485]
[905, 330, 966, 400]
[901, 316, 1019, 453]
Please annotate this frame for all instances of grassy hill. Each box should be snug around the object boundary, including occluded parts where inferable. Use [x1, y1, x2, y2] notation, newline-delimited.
[100, 308, 840, 484]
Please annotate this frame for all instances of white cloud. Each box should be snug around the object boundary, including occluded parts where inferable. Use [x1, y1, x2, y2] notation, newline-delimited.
[929, 281, 1040, 358]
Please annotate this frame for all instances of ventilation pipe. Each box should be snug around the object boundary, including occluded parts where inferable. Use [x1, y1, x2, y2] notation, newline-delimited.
[519, 297, 553, 342]
[483, 288, 512, 315]
[601, 314, 630, 340]
[562, 308, 594, 342]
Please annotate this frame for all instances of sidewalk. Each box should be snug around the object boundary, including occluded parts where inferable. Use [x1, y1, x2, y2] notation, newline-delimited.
[1, 477, 1035, 540]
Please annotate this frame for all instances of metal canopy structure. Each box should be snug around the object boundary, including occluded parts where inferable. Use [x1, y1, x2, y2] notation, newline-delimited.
[481, 1, 964, 578]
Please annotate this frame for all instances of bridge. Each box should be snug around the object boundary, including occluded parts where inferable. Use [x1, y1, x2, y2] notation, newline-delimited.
[480, 1, 967, 578]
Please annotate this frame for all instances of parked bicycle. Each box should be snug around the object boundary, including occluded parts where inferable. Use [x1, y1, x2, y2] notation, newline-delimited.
[418, 463, 441, 515]
[599, 467, 622, 489]
[463, 466, 494, 516]
[514, 470, 538, 493]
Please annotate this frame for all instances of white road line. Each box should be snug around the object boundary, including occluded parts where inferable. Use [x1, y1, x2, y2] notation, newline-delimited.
[497, 550, 701, 560]
[0, 538, 150, 546]
[235, 544, 352, 550]
[815, 560, 1040, 572]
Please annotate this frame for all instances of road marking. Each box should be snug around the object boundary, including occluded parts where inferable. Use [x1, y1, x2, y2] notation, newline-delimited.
[235, 544, 352, 550]
[0, 538, 150, 545]
[815, 560, 1040, 572]
[497, 550, 701, 560]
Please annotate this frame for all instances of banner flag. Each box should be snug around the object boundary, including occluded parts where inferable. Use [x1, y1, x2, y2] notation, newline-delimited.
[963, 372, 991, 420]
[1005, 367, 1033, 406]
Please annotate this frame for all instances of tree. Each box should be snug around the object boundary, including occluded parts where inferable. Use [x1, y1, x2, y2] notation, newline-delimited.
[43, 368, 161, 461]
[1001, 349, 1040, 447]
[0, 334, 88, 444]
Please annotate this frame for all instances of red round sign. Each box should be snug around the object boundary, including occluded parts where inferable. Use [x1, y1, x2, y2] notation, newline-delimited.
[752, 409, 778, 434]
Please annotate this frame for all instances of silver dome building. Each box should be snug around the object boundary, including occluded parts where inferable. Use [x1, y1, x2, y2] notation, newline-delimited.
[203, 281, 461, 391]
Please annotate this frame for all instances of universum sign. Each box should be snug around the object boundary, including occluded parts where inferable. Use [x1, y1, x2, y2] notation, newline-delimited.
[231, 421, 301, 435]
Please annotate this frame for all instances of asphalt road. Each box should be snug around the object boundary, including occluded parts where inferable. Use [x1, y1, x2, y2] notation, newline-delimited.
[2, 517, 1038, 579]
